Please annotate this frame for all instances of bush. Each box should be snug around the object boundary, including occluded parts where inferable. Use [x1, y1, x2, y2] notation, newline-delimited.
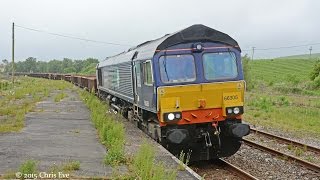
[309, 60, 320, 81]
[19, 160, 38, 175]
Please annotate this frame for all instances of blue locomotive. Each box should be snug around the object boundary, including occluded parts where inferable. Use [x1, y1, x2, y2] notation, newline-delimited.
[97, 24, 250, 161]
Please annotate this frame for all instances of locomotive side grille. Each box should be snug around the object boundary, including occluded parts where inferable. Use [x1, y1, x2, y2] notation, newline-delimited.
[102, 62, 133, 97]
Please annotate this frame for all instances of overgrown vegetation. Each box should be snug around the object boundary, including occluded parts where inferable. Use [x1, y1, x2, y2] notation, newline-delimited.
[54, 92, 67, 102]
[79, 90, 125, 166]
[2, 160, 81, 179]
[19, 160, 38, 175]
[243, 58, 320, 137]
[0, 76, 72, 132]
[79, 90, 178, 179]
[2, 57, 98, 75]
[132, 142, 176, 180]
[62, 161, 80, 171]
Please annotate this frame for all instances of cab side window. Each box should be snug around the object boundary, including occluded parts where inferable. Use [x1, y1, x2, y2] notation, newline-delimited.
[143, 61, 153, 86]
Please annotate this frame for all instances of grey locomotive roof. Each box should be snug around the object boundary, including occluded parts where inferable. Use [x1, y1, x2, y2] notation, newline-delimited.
[98, 24, 240, 68]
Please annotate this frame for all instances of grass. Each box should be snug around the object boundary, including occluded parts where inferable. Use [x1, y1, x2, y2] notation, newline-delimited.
[62, 161, 80, 171]
[0, 76, 72, 132]
[79, 90, 178, 179]
[278, 53, 320, 59]
[79, 90, 125, 166]
[178, 150, 191, 171]
[132, 142, 176, 180]
[47, 160, 80, 178]
[245, 58, 320, 138]
[19, 160, 38, 174]
[54, 92, 67, 102]
[2, 159, 38, 179]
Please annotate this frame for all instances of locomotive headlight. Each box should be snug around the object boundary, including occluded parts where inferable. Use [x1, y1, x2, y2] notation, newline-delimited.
[175, 113, 181, 119]
[196, 44, 202, 50]
[164, 112, 182, 122]
[226, 106, 243, 116]
[167, 113, 175, 121]
[233, 107, 240, 114]
[193, 43, 203, 52]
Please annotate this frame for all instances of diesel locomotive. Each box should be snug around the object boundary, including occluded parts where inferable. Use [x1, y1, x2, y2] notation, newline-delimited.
[97, 24, 250, 161]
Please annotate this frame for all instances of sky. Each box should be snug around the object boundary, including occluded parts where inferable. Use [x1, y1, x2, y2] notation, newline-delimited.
[0, 0, 320, 62]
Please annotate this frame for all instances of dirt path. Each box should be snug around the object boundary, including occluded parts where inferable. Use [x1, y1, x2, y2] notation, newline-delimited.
[0, 89, 112, 177]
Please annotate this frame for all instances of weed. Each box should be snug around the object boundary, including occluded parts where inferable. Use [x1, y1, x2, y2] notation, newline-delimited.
[306, 155, 315, 163]
[19, 160, 38, 175]
[54, 92, 67, 102]
[294, 147, 304, 157]
[0, 77, 72, 132]
[78, 84, 181, 179]
[62, 161, 80, 171]
[79, 90, 125, 166]
[133, 142, 176, 180]
[178, 150, 191, 171]
[2, 170, 17, 179]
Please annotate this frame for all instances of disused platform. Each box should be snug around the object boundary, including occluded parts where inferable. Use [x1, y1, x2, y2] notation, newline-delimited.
[0, 89, 111, 177]
[0, 88, 200, 179]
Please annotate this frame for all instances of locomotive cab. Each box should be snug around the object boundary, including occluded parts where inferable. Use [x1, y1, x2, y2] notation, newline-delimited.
[154, 42, 250, 161]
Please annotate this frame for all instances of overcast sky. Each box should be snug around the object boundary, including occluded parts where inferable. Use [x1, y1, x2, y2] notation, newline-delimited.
[1, 0, 319, 62]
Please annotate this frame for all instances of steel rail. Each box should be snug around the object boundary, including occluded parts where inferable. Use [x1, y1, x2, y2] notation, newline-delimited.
[243, 139, 320, 173]
[250, 128, 320, 154]
[217, 159, 259, 180]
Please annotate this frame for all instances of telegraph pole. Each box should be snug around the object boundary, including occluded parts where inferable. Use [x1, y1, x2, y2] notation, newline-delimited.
[251, 47, 255, 60]
[309, 46, 312, 59]
[12, 22, 15, 84]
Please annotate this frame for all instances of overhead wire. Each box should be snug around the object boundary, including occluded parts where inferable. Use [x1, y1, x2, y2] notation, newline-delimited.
[14, 24, 320, 53]
[15, 24, 133, 47]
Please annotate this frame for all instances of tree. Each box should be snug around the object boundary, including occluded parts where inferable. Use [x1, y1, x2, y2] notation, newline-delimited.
[2, 59, 9, 72]
[24, 57, 37, 73]
[62, 58, 73, 73]
[74, 60, 84, 73]
[36, 61, 48, 73]
[2, 59, 8, 65]
[48, 60, 62, 73]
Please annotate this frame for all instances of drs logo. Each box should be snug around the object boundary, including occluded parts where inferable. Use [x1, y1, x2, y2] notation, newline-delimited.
[224, 95, 238, 101]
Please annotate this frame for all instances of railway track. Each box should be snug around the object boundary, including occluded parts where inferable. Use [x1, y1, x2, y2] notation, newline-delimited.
[192, 158, 259, 180]
[243, 137, 320, 173]
[216, 159, 259, 180]
[250, 128, 320, 154]
[195, 129, 320, 179]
